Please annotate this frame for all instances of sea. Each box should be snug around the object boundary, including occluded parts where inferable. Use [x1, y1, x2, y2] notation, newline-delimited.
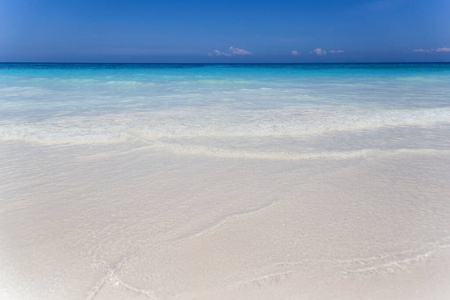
[1, 63, 450, 148]
[1, 63, 450, 300]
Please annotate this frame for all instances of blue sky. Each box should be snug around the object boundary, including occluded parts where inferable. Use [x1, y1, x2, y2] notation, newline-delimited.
[1, 0, 449, 63]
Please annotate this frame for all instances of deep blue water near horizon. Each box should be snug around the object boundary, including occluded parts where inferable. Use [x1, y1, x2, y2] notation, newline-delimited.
[2, 62, 450, 82]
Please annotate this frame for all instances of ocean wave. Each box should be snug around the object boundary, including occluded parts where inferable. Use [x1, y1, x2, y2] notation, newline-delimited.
[144, 139, 450, 160]
[1, 107, 449, 145]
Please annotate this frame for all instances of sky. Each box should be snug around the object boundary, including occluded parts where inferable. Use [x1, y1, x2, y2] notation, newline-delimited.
[0, 0, 449, 63]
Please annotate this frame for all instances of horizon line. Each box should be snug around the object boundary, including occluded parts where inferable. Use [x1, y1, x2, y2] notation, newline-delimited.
[1, 61, 450, 65]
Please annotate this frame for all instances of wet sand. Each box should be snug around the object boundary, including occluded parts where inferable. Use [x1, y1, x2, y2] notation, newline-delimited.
[1, 138, 450, 300]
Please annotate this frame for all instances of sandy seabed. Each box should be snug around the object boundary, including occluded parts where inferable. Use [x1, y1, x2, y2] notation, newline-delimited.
[1, 137, 450, 300]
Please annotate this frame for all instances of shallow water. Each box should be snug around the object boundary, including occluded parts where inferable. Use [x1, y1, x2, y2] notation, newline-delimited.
[1, 63, 450, 299]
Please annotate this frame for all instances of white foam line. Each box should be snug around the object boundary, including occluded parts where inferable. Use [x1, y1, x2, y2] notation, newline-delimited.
[225, 237, 450, 283]
[339, 236, 450, 265]
[235, 270, 294, 287]
[85, 254, 134, 300]
[152, 142, 450, 161]
[111, 276, 159, 300]
[2, 107, 450, 144]
[342, 236, 450, 276]
[173, 199, 280, 243]
[343, 251, 434, 275]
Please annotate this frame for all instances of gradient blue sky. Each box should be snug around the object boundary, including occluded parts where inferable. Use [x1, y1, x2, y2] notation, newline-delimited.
[1, 0, 449, 63]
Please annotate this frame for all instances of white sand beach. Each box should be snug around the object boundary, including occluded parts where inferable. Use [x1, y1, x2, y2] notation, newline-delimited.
[1, 133, 450, 299]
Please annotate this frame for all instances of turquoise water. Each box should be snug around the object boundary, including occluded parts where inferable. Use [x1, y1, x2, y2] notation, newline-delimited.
[1, 63, 450, 144]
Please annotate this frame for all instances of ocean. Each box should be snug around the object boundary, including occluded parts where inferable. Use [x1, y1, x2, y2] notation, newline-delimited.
[1, 63, 450, 300]
[1, 63, 450, 145]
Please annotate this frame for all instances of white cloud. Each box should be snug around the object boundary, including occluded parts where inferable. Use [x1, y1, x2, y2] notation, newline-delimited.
[209, 46, 252, 56]
[310, 48, 343, 56]
[328, 50, 345, 54]
[313, 48, 326, 55]
[291, 50, 300, 56]
[413, 47, 450, 53]
[229, 46, 251, 55]
[212, 49, 231, 56]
